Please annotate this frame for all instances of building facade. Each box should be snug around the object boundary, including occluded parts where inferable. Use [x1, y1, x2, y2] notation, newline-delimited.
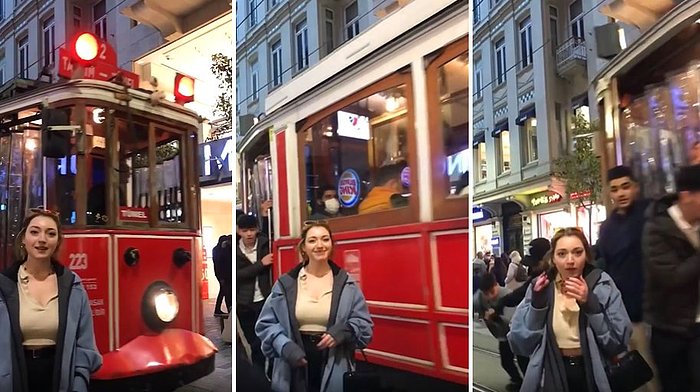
[235, 0, 410, 138]
[471, 0, 640, 255]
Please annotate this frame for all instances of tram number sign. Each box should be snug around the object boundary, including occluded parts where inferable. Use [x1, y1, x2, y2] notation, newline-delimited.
[68, 253, 88, 270]
[57, 48, 139, 88]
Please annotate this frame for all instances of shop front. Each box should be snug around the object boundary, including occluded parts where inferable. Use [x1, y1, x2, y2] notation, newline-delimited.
[522, 190, 606, 245]
[199, 137, 233, 299]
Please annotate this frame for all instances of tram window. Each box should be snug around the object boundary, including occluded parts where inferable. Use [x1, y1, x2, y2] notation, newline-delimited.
[153, 128, 184, 224]
[85, 107, 110, 225]
[436, 52, 468, 196]
[302, 84, 412, 221]
[426, 37, 468, 220]
[43, 115, 77, 225]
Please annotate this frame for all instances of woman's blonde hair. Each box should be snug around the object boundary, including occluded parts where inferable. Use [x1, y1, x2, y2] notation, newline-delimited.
[14, 208, 63, 262]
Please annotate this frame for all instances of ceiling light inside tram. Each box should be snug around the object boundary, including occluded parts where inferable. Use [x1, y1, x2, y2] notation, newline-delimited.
[385, 96, 400, 112]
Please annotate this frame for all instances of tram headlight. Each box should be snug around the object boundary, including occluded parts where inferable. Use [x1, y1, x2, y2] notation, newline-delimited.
[141, 281, 180, 331]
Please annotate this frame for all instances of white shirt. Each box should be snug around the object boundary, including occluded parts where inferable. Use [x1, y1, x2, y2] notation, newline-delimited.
[667, 205, 700, 321]
[239, 238, 265, 303]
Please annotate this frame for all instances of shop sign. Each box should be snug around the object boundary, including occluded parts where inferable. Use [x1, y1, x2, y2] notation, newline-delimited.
[199, 138, 233, 186]
[490, 237, 500, 246]
[570, 190, 592, 200]
[529, 191, 563, 207]
[400, 166, 411, 188]
[338, 169, 361, 208]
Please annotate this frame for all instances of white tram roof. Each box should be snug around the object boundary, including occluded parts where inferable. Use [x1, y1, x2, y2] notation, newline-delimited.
[593, 0, 700, 96]
[4, 79, 201, 129]
[237, 0, 465, 154]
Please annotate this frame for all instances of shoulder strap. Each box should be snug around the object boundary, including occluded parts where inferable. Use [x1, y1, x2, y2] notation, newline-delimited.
[584, 268, 603, 290]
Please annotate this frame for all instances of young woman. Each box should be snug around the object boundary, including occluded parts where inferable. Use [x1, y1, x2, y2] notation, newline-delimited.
[508, 228, 631, 392]
[0, 208, 102, 391]
[256, 221, 373, 392]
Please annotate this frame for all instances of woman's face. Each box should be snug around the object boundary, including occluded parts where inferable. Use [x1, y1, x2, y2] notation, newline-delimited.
[303, 226, 332, 263]
[22, 216, 59, 262]
[552, 235, 586, 280]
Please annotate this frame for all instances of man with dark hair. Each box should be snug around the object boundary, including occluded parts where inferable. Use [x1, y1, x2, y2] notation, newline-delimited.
[596, 165, 657, 390]
[236, 214, 273, 371]
[474, 273, 522, 391]
[358, 162, 408, 214]
[309, 184, 342, 220]
[644, 164, 700, 391]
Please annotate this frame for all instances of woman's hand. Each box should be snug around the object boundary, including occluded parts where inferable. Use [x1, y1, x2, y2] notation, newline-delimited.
[533, 273, 550, 292]
[564, 276, 589, 304]
[317, 334, 337, 349]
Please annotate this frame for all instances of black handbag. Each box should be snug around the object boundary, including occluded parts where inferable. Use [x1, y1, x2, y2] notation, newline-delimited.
[343, 349, 382, 392]
[606, 350, 653, 392]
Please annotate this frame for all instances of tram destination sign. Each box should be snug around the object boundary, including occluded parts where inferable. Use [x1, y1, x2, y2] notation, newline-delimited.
[57, 47, 139, 88]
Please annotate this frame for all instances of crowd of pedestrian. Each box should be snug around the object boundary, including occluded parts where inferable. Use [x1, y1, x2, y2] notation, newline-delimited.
[476, 163, 700, 392]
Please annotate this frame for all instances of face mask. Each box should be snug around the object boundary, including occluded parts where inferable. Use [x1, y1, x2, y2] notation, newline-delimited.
[324, 198, 340, 214]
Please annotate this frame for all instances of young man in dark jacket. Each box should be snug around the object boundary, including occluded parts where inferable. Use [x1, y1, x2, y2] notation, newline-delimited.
[236, 214, 273, 371]
[643, 164, 700, 392]
[596, 165, 658, 390]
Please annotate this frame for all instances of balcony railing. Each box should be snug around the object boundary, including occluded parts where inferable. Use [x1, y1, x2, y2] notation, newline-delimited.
[556, 36, 587, 78]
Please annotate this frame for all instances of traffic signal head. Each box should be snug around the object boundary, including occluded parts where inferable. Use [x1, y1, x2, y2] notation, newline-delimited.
[174, 73, 195, 104]
[71, 32, 99, 63]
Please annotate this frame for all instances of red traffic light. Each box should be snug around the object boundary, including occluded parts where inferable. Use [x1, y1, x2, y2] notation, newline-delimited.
[72, 33, 99, 63]
[174, 73, 195, 104]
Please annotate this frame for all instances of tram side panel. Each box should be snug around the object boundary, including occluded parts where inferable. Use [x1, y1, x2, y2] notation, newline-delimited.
[62, 234, 113, 353]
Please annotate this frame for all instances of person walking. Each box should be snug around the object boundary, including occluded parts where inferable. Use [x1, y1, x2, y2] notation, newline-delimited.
[508, 228, 631, 392]
[597, 166, 658, 390]
[237, 214, 273, 371]
[505, 250, 527, 291]
[643, 164, 700, 391]
[213, 235, 230, 315]
[256, 221, 373, 392]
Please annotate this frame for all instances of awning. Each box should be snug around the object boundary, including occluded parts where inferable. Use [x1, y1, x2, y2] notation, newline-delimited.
[515, 105, 536, 126]
[473, 132, 486, 146]
[572, 93, 589, 109]
[491, 120, 509, 137]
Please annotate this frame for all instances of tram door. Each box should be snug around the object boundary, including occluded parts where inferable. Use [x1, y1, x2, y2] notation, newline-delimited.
[0, 131, 44, 269]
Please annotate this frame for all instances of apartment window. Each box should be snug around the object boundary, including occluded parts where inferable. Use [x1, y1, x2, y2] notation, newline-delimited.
[497, 131, 511, 173]
[522, 118, 538, 163]
[269, 0, 279, 7]
[549, 6, 559, 53]
[495, 38, 507, 85]
[0, 0, 4, 21]
[474, 58, 483, 99]
[17, 36, 29, 79]
[570, 0, 584, 39]
[345, 1, 360, 40]
[473, 2, 480, 24]
[249, 0, 257, 27]
[250, 61, 259, 101]
[476, 141, 486, 181]
[519, 16, 533, 68]
[93, 1, 107, 40]
[295, 19, 309, 71]
[325, 9, 335, 55]
[73, 6, 82, 29]
[271, 40, 283, 87]
[42, 16, 56, 67]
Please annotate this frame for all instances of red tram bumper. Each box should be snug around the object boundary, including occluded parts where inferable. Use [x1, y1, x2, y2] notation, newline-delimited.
[90, 329, 218, 392]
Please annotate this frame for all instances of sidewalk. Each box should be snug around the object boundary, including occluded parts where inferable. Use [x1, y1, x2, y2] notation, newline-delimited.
[174, 299, 232, 392]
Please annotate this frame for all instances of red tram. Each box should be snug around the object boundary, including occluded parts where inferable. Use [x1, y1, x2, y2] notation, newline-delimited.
[0, 78, 215, 391]
[238, 0, 468, 385]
